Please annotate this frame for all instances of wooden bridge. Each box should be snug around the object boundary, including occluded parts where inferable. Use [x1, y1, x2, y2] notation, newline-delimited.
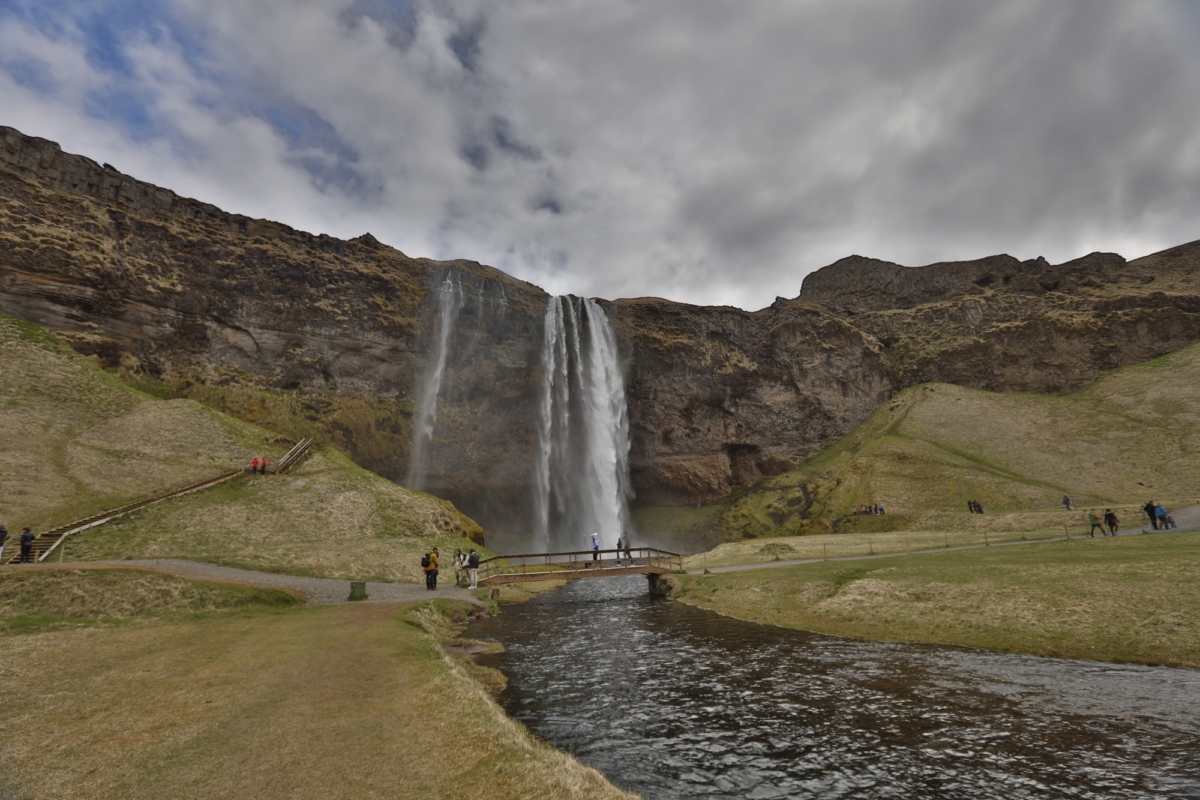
[476, 547, 683, 587]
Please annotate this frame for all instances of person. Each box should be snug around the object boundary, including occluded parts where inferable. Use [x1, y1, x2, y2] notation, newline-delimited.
[0, 523, 7, 563]
[19, 526, 35, 564]
[1062, 495, 1073, 511]
[591, 533, 600, 564]
[1156, 504, 1172, 530]
[966, 500, 975, 514]
[452, 548, 465, 585]
[260, 456, 270, 475]
[1086, 510, 1103, 538]
[1103, 508, 1119, 536]
[975, 501, 984, 514]
[1144, 500, 1159, 530]
[424, 547, 439, 590]
[878, 502, 885, 515]
[467, 547, 480, 589]
[622, 531, 633, 564]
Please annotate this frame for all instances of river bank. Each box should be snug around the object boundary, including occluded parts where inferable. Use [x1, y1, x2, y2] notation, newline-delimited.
[0, 569, 633, 799]
[669, 529, 1200, 668]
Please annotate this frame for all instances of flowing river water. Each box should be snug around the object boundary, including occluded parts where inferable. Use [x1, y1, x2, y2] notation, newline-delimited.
[470, 576, 1200, 799]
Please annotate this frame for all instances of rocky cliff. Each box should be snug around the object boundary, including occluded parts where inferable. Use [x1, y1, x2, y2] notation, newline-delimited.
[3, 125, 1199, 538]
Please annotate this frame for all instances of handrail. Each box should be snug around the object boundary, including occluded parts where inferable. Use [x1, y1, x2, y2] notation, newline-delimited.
[476, 547, 684, 585]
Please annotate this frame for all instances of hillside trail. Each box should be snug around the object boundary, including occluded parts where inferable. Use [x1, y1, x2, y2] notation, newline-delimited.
[694, 503, 1200, 575]
[4, 559, 482, 605]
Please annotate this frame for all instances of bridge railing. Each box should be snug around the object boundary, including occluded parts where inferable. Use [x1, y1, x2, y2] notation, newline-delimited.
[477, 547, 682, 584]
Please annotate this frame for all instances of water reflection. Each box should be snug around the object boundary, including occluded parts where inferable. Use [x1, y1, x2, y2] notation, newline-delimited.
[471, 576, 1200, 799]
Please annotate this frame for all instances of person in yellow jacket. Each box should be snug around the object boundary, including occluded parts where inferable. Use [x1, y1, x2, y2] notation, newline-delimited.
[424, 547, 440, 590]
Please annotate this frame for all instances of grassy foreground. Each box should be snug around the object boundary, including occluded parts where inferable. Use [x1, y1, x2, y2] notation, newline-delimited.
[671, 530, 1200, 668]
[0, 572, 632, 800]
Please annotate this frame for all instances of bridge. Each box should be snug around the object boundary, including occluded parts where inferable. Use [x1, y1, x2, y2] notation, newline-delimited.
[477, 547, 683, 589]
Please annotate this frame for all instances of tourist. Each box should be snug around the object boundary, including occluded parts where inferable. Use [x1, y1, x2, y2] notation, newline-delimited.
[251, 456, 260, 474]
[591, 533, 600, 564]
[1103, 509, 1119, 536]
[0, 523, 7, 562]
[878, 502, 885, 515]
[622, 531, 633, 564]
[1144, 500, 1159, 530]
[1062, 495, 1073, 511]
[19, 526, 34, 563]
[260, 456, 270, 475]
[975, 501, 984, 514]
[966, 500, 975, 514]
[452, 548, 464, 585]
[424, 547, 439, 590]
[1152, 506, 1171, 532]
[467, 548, 480, 589]
[1086, 510, 1103, 538]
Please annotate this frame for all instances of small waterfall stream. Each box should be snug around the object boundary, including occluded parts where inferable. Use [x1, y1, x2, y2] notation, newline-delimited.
[533, 296, 633, 551]
[405, 271, 464, 491]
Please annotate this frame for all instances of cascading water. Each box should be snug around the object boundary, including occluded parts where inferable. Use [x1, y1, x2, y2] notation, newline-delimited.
[533, 296, 633, 552]
[405, 271, 464, 491]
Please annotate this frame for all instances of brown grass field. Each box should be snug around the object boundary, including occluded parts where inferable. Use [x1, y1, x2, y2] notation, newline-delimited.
[672, 530, 1200, 668]
[0, 570, 632, 800]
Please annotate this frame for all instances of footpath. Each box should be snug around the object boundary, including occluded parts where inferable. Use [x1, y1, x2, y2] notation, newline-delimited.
[10, 559, 481, 605]
[692, 503, 1200, 576]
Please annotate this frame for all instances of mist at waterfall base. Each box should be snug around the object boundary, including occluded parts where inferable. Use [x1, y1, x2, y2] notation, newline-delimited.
[533, 295, 634, 553]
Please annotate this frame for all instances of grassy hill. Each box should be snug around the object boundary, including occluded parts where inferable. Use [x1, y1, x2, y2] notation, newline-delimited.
[0, 313, 482, 579]
[637, 340, 1200, 543]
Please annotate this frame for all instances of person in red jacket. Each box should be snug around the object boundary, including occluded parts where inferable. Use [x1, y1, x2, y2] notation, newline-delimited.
[251, 457, 260, 474]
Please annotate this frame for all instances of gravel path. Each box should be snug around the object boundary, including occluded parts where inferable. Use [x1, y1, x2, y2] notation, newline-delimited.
[82, 559, 485, 605]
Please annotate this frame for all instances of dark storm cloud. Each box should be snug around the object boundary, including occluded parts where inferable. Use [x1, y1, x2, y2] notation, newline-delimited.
[1, 1, 1198, 308]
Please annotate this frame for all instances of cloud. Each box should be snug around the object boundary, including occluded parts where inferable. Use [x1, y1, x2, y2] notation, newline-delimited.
[1, 0, 1199, 309]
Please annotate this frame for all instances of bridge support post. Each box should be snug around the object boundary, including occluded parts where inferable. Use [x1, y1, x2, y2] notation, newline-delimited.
[647, 573, 674, 597]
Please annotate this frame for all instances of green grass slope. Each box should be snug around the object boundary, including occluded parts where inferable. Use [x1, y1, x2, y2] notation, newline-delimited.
[0, 313, 482, 579]
[639, 341, 1200, 542]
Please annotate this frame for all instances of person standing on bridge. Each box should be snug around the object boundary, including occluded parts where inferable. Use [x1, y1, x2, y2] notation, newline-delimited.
[591, 533, 600, 565]
[0, 524, 7, 563]
[467, 547, 480, 589]
[621, 532, 633, 565]
[19, 527, 34, 564]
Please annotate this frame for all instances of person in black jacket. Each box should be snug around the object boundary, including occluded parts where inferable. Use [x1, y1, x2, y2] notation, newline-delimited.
[0, 524, 8, 562]
[467, 548, 480, 589]
[1103, 509, 1119, 536]
[19, 527, 35, 563]
[1143, 500, 1159, 530]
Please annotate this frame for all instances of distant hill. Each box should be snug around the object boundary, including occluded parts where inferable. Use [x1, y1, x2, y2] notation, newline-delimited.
[0, 312, 481, 580]
[637, 341, 1200, 543]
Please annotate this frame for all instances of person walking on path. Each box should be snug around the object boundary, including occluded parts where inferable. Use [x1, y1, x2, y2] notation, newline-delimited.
[423, 547, 439, 590]
[467, 547, 480, 589]
[1144, 500, 1159, 530]
[1062, 495, 1073, 511]
[0, 524, 7, 563]
[19, 527, 35, 563]
[1086, 510, 1104, 538]
[966, 500, 975, 514]
[1103, 509, 1119, 536]
[1156, 504, 1173, 530]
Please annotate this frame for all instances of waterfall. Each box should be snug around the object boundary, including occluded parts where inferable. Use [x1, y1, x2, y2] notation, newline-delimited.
[533, 296, 633, 552]
[406, 271, 464, 491]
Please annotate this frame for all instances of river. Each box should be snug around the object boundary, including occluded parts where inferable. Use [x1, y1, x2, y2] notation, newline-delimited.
[470, 576, 1200, 799]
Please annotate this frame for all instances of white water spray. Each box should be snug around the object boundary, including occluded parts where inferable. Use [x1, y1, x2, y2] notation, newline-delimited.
[533, 296, 633, 551]
[406, 272, 464, 490]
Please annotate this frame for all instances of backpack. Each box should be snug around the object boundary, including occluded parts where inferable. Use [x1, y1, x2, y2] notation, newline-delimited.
[468, 551, 479, 568]
[421, 553, 431, 569]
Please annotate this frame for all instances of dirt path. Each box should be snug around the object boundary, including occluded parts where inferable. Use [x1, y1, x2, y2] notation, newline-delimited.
[4, 559, 483, 604]
[694, 504, 1200, 575]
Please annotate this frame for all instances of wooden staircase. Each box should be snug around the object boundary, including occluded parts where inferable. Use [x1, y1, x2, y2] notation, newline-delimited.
[276, 438, 315, 474]
[5, 470, 242, 565]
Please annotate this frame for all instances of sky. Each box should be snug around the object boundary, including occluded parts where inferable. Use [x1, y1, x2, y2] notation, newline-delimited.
[2, 1, 1200, 310]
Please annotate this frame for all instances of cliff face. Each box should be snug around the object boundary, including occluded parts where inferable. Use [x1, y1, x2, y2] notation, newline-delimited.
[3, 125, 1199, 537]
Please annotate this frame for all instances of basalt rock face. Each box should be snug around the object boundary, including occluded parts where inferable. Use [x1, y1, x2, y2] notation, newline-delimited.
[2, 125, 1200, 534]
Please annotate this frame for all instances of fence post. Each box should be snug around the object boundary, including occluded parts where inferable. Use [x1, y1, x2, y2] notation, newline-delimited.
[59, 541, 65, 563]
[1065, 524, 1070, 541]
[823, 543, 827, 562]
[944, 532, 949, 548]
[869, 536, 874, 555]
[984, 530, 990, 547]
